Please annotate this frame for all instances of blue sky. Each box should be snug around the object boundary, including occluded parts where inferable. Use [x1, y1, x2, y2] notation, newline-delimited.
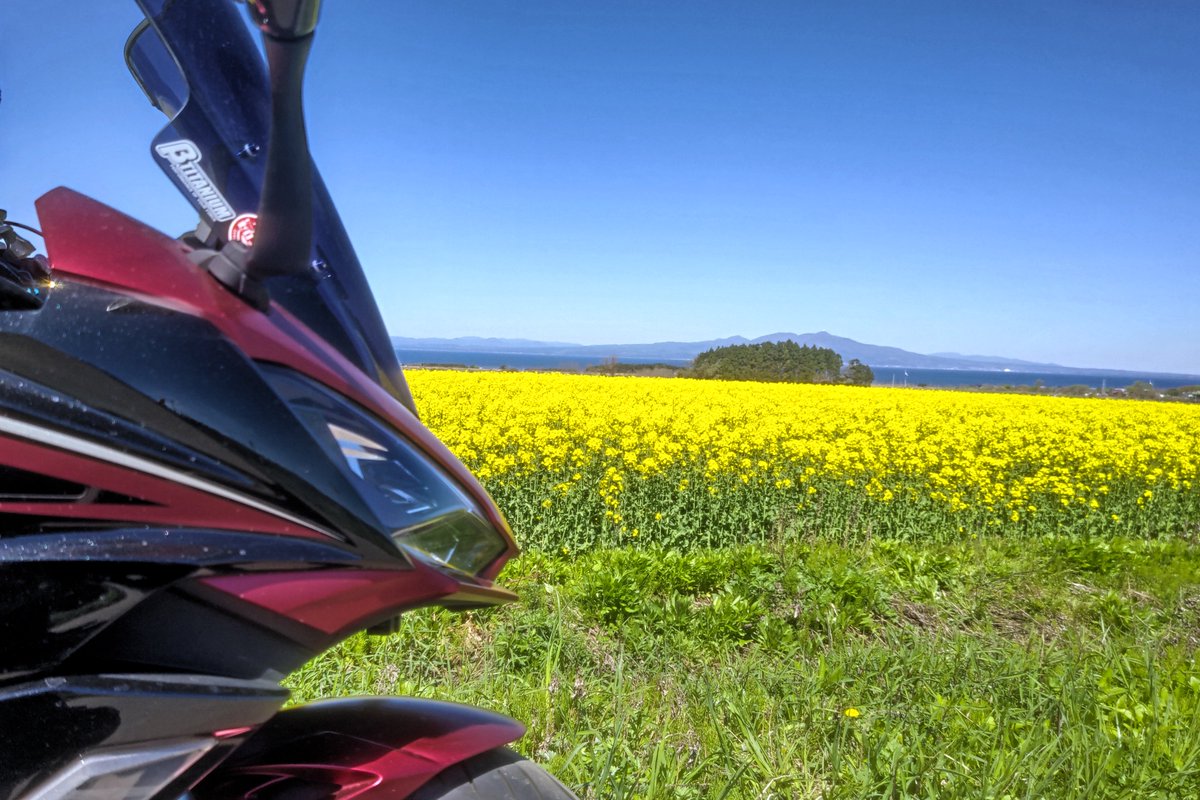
[4, 2, 1198, 374]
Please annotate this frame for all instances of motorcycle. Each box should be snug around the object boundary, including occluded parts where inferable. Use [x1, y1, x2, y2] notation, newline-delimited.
[0, 1, 577, 797]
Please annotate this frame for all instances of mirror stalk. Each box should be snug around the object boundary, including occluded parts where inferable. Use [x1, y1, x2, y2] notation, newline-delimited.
[206, 1, 320, 308]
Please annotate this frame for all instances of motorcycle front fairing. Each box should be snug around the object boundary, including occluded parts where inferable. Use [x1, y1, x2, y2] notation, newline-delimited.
[0, 175, 521, 800]
[0, 1, 529, 797]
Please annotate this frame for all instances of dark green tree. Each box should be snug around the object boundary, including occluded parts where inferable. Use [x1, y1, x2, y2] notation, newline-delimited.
[691, 341, 844, 384]
[843, 359, 874, 386]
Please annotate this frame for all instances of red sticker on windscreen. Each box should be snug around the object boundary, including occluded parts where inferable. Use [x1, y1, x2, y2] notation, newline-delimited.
[227, 213, 258, 247]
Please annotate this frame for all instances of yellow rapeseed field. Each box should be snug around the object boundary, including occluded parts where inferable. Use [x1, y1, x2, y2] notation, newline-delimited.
[410, 370, 1200, 550]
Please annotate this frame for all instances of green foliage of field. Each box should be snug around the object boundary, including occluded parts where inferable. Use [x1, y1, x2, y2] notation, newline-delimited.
[288, 535, 1200, 798]
[413, 371, 1200, 552]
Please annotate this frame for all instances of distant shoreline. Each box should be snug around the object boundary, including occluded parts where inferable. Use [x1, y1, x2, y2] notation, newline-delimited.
[395, 349, 1200, 391]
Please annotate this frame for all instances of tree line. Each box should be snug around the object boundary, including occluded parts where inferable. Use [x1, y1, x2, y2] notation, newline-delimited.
[690, 341, 874, 385]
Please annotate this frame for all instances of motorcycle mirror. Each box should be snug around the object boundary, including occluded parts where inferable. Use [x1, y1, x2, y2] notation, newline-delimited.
[205, 0, 322, 306]
[247, 0, 321, 40]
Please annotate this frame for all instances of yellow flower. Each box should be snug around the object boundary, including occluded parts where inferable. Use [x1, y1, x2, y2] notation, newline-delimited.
[843, 707, 861, 719]
[402, 369, 1200, 545]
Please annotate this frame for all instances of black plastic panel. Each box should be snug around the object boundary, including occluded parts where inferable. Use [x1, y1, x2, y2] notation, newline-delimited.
[0, 673, 286, 799]
[73, 587, 320, 681]
[0, 466, 89, 501]
[0, 528, 363, 683]
[0, 562, 186, 682]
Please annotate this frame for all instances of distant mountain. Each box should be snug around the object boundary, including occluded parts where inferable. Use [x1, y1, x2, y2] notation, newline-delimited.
[392, 334, 753, 362]
[391, 332, 1187, 376]
[930, 352, 1058, 368]
[745, 332, 1045, 371]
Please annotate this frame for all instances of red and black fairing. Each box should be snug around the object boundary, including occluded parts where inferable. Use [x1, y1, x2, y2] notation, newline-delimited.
[0, 190, 523, 798]
[0, 2, 525, 795]
[0, 186, 523, 797]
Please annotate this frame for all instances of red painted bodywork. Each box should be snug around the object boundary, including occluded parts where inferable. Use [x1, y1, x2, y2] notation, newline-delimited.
[200, 563, 459, 636]
[0, 434, 324, 538]
[193, 698, 525, 799]
[35, 187, 517, 579]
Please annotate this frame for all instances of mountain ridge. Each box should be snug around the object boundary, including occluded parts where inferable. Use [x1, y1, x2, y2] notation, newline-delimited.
[391, 332, 1197, 378]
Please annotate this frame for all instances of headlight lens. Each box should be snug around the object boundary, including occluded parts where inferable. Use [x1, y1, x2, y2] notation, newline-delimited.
[265, 368, 508, 576]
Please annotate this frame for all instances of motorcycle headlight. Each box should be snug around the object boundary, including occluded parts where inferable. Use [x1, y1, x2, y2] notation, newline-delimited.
[264, 368, 508, 576]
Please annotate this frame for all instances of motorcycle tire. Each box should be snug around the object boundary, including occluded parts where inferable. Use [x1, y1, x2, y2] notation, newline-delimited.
[409, 747, 580, 800]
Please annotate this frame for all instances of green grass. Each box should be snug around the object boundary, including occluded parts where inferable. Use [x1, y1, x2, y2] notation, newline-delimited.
[287, 534, 1200, 798]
